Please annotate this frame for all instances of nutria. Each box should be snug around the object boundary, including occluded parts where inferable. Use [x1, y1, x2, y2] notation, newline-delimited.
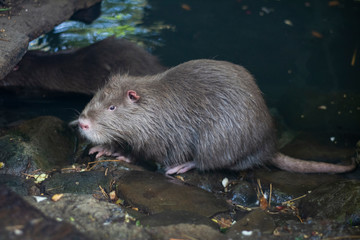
[1, 37, 165, 95]
[76, 59, 356, 174]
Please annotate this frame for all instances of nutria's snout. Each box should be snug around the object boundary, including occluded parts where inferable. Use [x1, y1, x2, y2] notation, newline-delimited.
[78, 118, 90, 130]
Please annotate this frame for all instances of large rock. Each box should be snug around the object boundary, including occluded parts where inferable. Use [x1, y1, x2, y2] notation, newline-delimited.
[25, 193, 152, 240]
[0, 185, 90, 240]
[116, 171, 230, 217]
[299, 180, 360, 225]
[0, 116, 76, 176]
[0, 0, 102, 80]
[43, 171, 113, 195]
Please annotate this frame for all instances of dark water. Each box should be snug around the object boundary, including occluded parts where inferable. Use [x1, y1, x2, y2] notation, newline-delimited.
[31, 0, 360, 91]
[2, 0, 360, 138]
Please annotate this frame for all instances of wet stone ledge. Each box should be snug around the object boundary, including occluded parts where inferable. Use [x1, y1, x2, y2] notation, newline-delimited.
[0, 0, 102, 80]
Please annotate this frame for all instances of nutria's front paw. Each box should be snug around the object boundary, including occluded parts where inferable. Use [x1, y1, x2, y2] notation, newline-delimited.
[89, 145, 112, 158]
[89, 145, 131, 162]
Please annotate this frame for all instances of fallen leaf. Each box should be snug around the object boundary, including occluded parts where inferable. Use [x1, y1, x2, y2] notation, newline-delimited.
[218, 217, 233, 228]
[181, 4, 191, 11]
[328, 1, 340, 7]
[33, 173, 48, 184]
[33, 196, 47, 203]
[51, 193, 64, 202]
[109, 190, 117, 200]
[175, 175, 185, 181]
[222, 177, 229, 188]
[312, 31, 323, 38]
[284, 19, 293, 26]
[351, 47, 357, 66]
[259, 196, 268, 210]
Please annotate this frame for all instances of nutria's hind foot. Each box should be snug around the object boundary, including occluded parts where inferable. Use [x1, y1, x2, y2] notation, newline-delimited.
[89, 145, 131, 162]
[165, 161, 196, 175]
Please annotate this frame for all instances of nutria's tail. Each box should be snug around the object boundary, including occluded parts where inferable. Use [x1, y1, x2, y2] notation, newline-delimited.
[271, 153, 357, 173]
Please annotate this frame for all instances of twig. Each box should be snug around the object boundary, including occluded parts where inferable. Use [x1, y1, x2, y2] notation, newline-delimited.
[87, 159, 124, 165]
[269, 183, 272, 208]
[99, 185, 109, 200]
[281, 194, 307, 205]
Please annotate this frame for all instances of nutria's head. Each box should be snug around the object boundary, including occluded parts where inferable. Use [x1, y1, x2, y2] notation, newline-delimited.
[77, 74, 143, 145]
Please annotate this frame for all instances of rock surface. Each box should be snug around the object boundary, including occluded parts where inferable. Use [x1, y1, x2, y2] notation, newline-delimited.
[0, 0, 102, 80]
[43, 171, 113, 195]
[116, 170, 230, 217]
[0, 185, 90, 240]
[0, 115, 359, 239]
[299, 180, 360, 225]
[0, 116, 76, 176]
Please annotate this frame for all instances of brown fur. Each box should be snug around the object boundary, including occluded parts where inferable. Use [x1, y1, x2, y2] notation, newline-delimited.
[1, 37, 166, 94]
[78, 59, 356, 173]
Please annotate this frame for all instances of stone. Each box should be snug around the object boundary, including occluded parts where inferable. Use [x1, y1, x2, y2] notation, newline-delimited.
[0, 116, 76, 176]
[116, 171, 230, 217]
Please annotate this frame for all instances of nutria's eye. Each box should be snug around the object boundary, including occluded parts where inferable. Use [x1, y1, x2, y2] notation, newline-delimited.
[108, 105, 116, 111]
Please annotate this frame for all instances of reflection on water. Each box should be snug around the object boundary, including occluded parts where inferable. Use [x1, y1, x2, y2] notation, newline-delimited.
[29, 0, 174, 52]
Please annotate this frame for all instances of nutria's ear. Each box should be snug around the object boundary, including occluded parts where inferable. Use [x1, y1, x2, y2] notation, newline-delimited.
[127, 90, 140, 102]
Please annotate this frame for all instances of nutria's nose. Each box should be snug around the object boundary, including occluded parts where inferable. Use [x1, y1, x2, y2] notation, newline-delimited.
[79, 119, 90, 130]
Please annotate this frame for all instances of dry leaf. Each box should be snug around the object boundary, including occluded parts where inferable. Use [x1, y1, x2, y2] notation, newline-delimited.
[328, 1, 340, 7]
[259, 196, 268, 210]
[109, 190, 117, 200]
[51, 193, 64, 202]
[284, 19, 293, 26]
[312, 31, 323, 38]
[218, 217, 233, 228]
[351, 47, 357, 66]
[181, 4, 191, 11]
[175, 175, 185, 181]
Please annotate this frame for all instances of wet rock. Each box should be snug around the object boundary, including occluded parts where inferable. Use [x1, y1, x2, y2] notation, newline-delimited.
[148, 224, 226, 240]
[0, 116, 76, 176]
[137, 210, 219, 229]
[171, 169, 241, 193]
[227, 209, 276, 237]
[272, 219, 359, 239]
[116, 171, 230, 217]
[299, 180, 360, 225]
[70, 1, 101, 24]
[0, 0, 102, 80]
[0, 174, 38, 195]
[25, 193, 152, 240]
[228, 180, 258, 207]
[43, 171, 113, 194]
[0, 185, 90, 240]
[254, 169, 342, 205]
